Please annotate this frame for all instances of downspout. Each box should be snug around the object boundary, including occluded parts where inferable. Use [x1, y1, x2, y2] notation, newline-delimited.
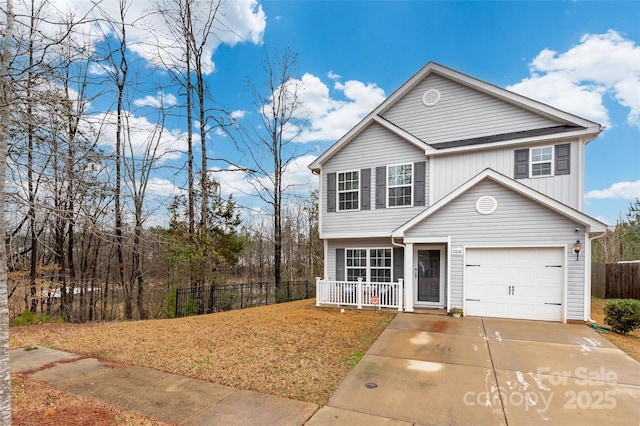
[587, 231, 607, 324]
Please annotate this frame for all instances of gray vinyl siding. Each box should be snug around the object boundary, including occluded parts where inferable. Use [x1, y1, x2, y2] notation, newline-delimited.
[381, 74, 562, 145]
[322, 123, 429, 237]
[325, 238, 396, 281]
[404, 179, 586, 320]
[430, 140, 580, 209]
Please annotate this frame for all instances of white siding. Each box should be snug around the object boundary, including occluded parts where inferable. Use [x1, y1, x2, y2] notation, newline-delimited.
[430, 140, 580, 209]
[404, 179, 586, 320]
[325, 238, 394, 281]
[381, 74, 562, 145]
[322, 123, 428, 237]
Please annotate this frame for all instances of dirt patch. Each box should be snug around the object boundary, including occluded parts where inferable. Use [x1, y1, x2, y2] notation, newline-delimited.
[11, 299, 395, 406]
[590, 298, 640, 362]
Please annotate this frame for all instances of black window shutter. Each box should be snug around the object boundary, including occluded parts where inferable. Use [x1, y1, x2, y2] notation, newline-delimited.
[393, 247, 404, 281]
[514, 149, 529, 179]
[361, 168, 371, 210]
[375, 166, 386, 209]
[336, 248, 345, 281]
[414, 161, 426, 206]
[327, 172, 336, 212]
[555, 144, 570, 175]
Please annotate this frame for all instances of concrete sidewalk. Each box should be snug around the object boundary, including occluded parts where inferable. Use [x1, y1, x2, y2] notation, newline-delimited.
[10, 346, 318, 425]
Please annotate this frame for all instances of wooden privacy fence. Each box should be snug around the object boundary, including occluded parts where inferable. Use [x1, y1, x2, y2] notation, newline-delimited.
[591, 263, 640, 299]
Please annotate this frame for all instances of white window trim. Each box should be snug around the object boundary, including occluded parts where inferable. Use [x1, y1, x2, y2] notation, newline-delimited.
[530, 146, 554, 178]
[344, 247, 393, 283]
[386, 163, 413, 208]
[337, 169, 360, 212]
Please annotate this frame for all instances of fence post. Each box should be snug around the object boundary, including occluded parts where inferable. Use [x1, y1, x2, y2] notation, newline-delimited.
[397, 279, 404, 312]
[357, 278, 363, 309]
[240, 284, 244, 309]
[315, 277, 321, 306]
[175, 287, 179, 318]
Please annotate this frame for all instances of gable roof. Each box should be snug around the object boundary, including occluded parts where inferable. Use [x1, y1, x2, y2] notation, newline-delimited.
[309, 62, 602, 171]
[392, 168, 607, 237]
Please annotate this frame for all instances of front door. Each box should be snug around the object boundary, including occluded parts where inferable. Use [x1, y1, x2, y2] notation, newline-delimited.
[415, 246, 445, 307]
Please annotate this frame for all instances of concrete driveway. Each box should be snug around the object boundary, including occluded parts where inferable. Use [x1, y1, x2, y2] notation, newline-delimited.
[308, 313, 640, 425]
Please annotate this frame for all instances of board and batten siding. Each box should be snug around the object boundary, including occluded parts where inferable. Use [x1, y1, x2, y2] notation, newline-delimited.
[381, 73, 562, 145]
[321, 123, 429, 237]
[430, 140, 580, 209]
[404, 179, 586, 320]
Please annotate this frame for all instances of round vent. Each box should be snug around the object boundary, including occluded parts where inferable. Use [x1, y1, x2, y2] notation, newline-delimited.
[476, 196, 497, 215]
[422, 89, 441, 107]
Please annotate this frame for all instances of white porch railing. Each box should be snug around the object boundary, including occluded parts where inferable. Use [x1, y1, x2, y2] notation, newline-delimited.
[315, 277, 404, 311]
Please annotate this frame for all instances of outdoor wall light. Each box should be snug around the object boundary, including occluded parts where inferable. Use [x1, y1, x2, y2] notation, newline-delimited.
[573, 240, 581, 261]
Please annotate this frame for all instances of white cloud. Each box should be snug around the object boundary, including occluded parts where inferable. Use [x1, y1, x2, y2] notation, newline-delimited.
[327, 71, 341, 81]
[213, 154, 318, 199]
[86, 111, 192, 163]
[287, 73, 386, 143]
[585, 180, 640, 200]
[146, 177, 185, 197]
[25, 0, 266, 75]
[134, 92, 178, 108]
[507, 30, 640, 128]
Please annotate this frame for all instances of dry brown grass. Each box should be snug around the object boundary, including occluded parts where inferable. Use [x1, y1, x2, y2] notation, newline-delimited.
[11, 375, 173, 426]
[590, 298, 640, 362]
[10, 299, 394, 407]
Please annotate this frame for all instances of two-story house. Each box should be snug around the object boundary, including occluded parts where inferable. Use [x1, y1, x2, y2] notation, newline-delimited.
[310, 62, 607, 323]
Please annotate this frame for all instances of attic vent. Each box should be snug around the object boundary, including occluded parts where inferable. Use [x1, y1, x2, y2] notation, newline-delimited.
[422, 89, 441, 107]
[476, 196, 497, 215]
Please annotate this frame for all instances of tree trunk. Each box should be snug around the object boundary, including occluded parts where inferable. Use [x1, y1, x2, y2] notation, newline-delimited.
[0, 0, 14, 420]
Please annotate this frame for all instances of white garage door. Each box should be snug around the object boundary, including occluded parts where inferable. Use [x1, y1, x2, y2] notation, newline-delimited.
[465, 247, 564, 321]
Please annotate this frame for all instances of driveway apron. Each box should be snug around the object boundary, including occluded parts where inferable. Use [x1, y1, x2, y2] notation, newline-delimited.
[319, 313, 640, 425]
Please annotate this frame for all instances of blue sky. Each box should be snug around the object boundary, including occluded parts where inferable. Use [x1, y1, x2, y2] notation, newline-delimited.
[25, 1, 640, 227]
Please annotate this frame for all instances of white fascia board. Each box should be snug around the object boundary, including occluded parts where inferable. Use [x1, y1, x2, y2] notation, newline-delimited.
[392, 168, 607, 236]
[427, 127, 601, 157]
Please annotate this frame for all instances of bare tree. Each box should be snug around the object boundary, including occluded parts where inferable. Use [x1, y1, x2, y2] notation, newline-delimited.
[0, 0, 13, 420]
[241, 48, 309, 291]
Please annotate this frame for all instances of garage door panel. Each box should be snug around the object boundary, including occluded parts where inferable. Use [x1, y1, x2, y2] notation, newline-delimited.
[465, 247, 564, 322]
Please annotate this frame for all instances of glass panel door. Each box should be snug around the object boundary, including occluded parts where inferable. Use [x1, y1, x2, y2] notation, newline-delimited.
[417, 249, 441, 303]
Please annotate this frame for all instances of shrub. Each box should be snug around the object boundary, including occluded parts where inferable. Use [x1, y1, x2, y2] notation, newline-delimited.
[604, 299, 640, 334]
[12, 309, 54, 326]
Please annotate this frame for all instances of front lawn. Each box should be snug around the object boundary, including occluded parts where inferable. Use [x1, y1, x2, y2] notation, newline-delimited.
[10, 299, 394, 405]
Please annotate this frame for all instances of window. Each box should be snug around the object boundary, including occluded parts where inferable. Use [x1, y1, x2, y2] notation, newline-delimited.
[338, 171, 359, 211]
[531, 147, 553, 177]
[346, 249, 367, 281]
[344, 248, 392, 282]
[388, 164, 412, 207]
[370, 249, 392, 282]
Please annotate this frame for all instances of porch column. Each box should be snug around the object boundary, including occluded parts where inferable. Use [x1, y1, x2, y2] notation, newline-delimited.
[404, 243, 414, 312]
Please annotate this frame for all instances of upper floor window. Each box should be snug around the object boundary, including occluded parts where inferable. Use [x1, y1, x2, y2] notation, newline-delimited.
[515, 144, 569, 180]
[531, 146, 553, 177]
[338, 170, 359, 211]
[388, 164, 412, 207]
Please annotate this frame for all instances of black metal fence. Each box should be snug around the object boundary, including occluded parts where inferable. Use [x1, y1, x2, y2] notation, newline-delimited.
[174, 280, 315, 318]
